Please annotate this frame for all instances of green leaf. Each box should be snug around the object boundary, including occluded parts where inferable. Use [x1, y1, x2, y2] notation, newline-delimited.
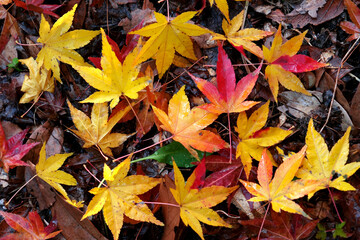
[316, 223, 326, 240]
[131, 141, 207, 168]
[7, 58, 21, 71]
[333, 222, 347, 238]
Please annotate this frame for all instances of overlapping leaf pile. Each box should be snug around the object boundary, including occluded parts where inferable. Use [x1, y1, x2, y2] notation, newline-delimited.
[1, 0, 360, 239]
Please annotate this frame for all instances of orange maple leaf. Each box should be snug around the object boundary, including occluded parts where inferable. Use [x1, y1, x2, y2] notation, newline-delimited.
[152, 86, 228, 159]
[240, 147, 322, 219]
[263, 25, 327, 101]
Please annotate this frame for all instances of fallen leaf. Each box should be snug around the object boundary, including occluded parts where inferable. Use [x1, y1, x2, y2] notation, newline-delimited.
[152, 85, 227, 159]
[81, 157, 163, 240]
[130, 11, 212, 78]
[0, 122, 38, 173]
[19, 57, 54, 104]
[190, 43, 260, 114]
[74, 28, 150, 108]
[0, 211, 61, 240]
[235, 101, 292, 177]
[289, 0, 326, 18]
[213, 10, 273, 58]
[296, 119, 360, 198]
[263, 24, 327, 101]
[240, 147, 321, 219]
[67, 100, 131, 157]
[341, 0, 360, 41]
[170, 160, 237, 240]
[36, 142, 77, 199]
[13, 0, 61, 18]
[36, 4, 100, 82]
[240, 210, 319, 239]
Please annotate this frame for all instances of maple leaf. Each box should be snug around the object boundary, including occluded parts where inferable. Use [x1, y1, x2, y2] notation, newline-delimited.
[296, 119, 360, 198]
[0, 211, 61, 240]
[81, 157, 163, 240]
[212, 10, 273, 58]
[0, 122, 38, 173]
[263, 25, 327, 101]
[208, 0, 230, 21]
[36, 4, 100, 82]
[67, 100, 132, 157]
[340, 0, 360, 41]
[235, 101, 292, 178]
[129, 11, 212, 78]
[240, 210, 319, 240]
[74, 28, 151, 108]
[152, 85, 228, 159]
[190, 43, 260, 115]
[19, 57, 54, 104]
[13, 0, 61, 18]
[240, 147, 322, 219]
[170, 160, 237, 240]
[35, 142, 77, 199]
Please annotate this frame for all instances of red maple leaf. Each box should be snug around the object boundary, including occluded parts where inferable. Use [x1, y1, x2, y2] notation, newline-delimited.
[0, 122, 38, 173]
[13, 0, 61, 18]
[0, 211, 61, 240]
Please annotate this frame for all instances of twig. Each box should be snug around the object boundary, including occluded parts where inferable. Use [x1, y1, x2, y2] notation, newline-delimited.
[319, 37, 360, 133]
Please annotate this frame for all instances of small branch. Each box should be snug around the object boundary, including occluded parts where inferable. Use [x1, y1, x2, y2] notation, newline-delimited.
[21, 92, 43, 118]
[258, 203, 270, 240]
[327, 186, 343, 223]
[83, 164, 108, 187]
[227, 111, 232, 163]
[6, 174, 37, 206]
[139, 201, 180, 208]
[319, 37, 360, 133]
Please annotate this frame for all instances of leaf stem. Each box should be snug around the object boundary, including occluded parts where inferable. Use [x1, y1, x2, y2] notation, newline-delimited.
[6, 174, 37, 207]
[258, 203, 270, 240]
[114, 135, 174, 162]
[21, 92, 43, 118]
[327, 186, 343, 223]
[227, 111, 232, 163]
[139, 201, 180, 208]
[83, 164, 108, 187]
[124, 96, 145, 135]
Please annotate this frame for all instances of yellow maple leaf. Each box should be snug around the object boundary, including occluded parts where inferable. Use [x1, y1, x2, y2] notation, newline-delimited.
[36, 4, 100, 82]
[36, 142, 77, 199]
[67, 100, 131, 157]
[152, 86, 228, 159]
[19, 57, 54, 104]
[130, 11, 212, 78]
[81, 157, 163, 240]
[235, 101, 292, 177]
[170, 160, 237, 240]
[240, 147, 322, 219]
[208, 0, 230, 21]
[74, 28, 150, 108]
[213, 10, 272, 58]
[296, 119, 360, 198]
